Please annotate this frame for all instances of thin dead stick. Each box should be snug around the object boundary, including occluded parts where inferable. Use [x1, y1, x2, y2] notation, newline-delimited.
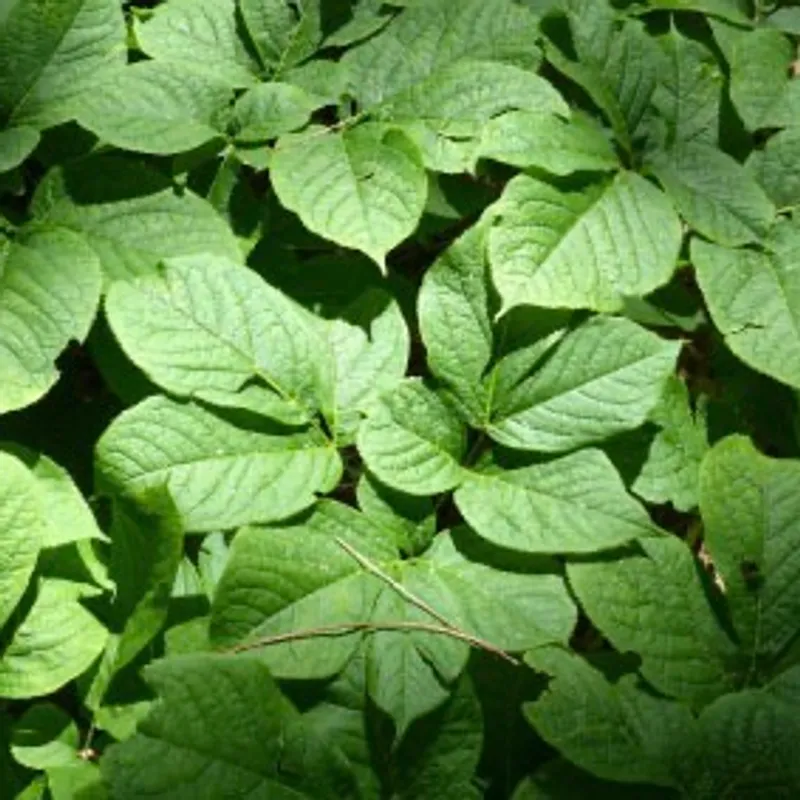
[334, 536, 455, 630]
[227, 620, 520, 665]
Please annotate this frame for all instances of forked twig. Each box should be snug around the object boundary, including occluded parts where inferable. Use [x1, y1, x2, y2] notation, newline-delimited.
[228, 620, 519, 665]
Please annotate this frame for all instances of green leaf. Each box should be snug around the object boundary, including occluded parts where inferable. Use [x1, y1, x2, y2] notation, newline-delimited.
[456, 449, 659, 554]
[642, 0, 749, 23]
[567, 537, 738, 706]
[632, 376, 709, 512]
[0, 445, 106, 549]
[391, 672, 483, 799]
[0, 127, 39, 173]
[711, 22, 797, 131]
[212, 511, 574, 732]
[0, 578, 107, 699]
[232, 82, 318, 143]
[270, 123, 427, 268]
[479, 111, 619, 174]
[95, 395, 342, 532]
[488, 316, 681, 452]
[72, 61, 231, 155]
[649, 142, 775, 247]
[47, 761, 107, 800]
[239, 0, 322, 74]
[357, 379, 467, 495]
[418, 223, 493, 425]
[10, 704, 79, 770]
[675, 669, 800, 798]
[700, 436, 800, 661]
[319, 287, 410, 443]
[488, 172, 682, 313]
[102, 653, 359, 799]
[523, 646, 691, 786]
[210, 500, 396, 655]
[0, 452, 42, 630]
[341, 0, 541, 108]
[544, 16, 662, 151]
[85, 488, 184, 710]
[692, 222, 800, 390]
[134, 0, 261, 88]
[0, 227, 101, 414]
[0, 0, 125, 129]
[357, 469, 436, 557]
[651, 25, 723, 148]
[747, 126, 800, 211]
[31, 155, 241, 284]
[375, 60, 568, 173]
[105, 254, 324, 424]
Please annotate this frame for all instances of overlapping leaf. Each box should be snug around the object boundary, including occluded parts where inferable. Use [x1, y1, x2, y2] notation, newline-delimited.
[31, 155, 241, 284]
[488, 172, 682, 313]
[700, 436, 800, 661]
[270, 124, 428, 267]
[95, 396, 341, 531]
[692, 220, 800, 390]
[0, 227, 101, 413]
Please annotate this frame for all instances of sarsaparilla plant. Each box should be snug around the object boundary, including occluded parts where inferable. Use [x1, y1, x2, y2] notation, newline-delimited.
[1, 0, 799, 797]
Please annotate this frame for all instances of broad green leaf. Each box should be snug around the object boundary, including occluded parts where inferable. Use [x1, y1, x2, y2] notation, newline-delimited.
[0, 0, 125, 129]
[675, 670, 800, 798]
[692, 222, 800, 390]
[488, 172, 682, 313]
[479, 111, 618, 174]
[102, 654, 359, 799]
[747, 127, 800, 211]
[341, 0, 541, 108]
[85, 489, 184, 710]
[0, 445, 106, 548]
[649, 142, 775, 247]
[418, 224, 493, 425]
[0, 578, 107, 699]
[456, 449, 659, 554]
[0, 452, 43, 629]
[213, 511, 574, 731]
[390, 672, 483, 799]
[300, 648, 382, 798]
[271, 124, 427, 268]
[10, 704, 79, 769]
[357, 379, 467, 495]
[232, 82, 317, 143]
[357, 469, 436, 557]
[105, 254, 323, 424]
[375, 60, 568, 173]
[95, 396, 342, 532]
[766, 7, 800, 35]
[0, 227, 101, 414]
[632, 376, 708, 512]
[324, 3, 392, 48]
[0, 127, 39, 173]
[210, 501, 396, 655]
[73, 61, 231, 156]
[513, 760, 678, 799]
[651, 25, 723, 148]
[47, 761, 107, 800]
[523, 646, 692, 786]
[568, 537, 738, 706]
[239, 0, 322, 74]
[711, 22, 797, 131]
[31, 155, 241, 284]
[319, 287, 410, 443]
[489, 316, 681, 452]
[642, 0, 749, 23]
[134, 0, 260, 88]
[700, 436, 800, 661]
[544, 17, 662, 151]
